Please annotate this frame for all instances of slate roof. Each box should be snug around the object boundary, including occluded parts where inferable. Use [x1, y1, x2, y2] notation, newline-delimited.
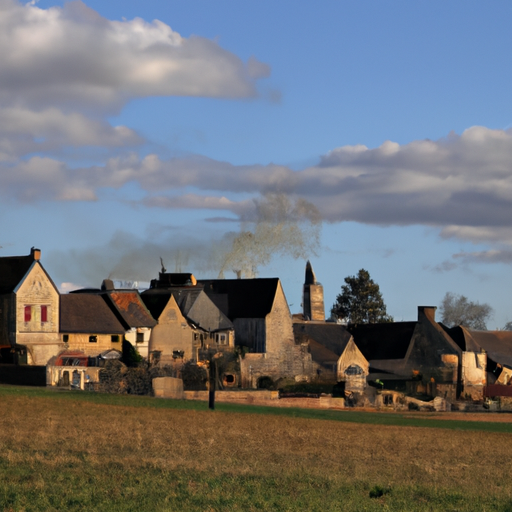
[139, 291, 171, 320]
[347, 322, 417, 360]
[60, 294, 125, 334]
[446, 326, 512, 368]
[198, 278, 280, 320]
[293, 322, 352, 360]
[0, 253, 35, 294]
[141, 287, 233, 332]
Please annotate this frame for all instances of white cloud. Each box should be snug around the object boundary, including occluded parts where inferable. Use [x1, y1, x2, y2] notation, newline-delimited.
[0, 107, 141, 160]
[3, 126, 512, 239]
[0, 0, 266, 111]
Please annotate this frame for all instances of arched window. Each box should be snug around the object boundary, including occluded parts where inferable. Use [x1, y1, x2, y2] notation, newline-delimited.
[345, 364, 363, 376]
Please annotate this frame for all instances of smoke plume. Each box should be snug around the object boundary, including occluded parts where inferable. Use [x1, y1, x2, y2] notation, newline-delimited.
[216, 193, 321, 278]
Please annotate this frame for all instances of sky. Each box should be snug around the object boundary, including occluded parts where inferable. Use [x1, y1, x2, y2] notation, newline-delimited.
[2, 0, 512, 327]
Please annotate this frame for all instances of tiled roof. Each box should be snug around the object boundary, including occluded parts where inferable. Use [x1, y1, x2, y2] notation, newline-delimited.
[60, 294, 125, 334]
[107, 291, 157, 328]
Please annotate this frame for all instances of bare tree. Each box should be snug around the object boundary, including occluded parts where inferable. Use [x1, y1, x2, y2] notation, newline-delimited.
[439, 292, 493, 330]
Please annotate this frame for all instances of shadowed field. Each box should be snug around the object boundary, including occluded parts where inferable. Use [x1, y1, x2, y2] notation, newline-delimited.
[1, 386, 512, 511]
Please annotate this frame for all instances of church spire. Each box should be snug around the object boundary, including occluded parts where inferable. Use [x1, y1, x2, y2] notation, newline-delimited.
[302, 261, 325, 321]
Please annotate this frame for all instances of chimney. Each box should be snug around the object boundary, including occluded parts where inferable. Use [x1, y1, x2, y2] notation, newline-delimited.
[101, 279, 115, 291]
[418, 306, 436, 323]
[31, 247, 41, 261]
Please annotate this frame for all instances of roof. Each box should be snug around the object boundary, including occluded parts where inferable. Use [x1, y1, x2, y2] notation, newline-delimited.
[60, 294, 125, 334]
[140, 291, 171, 319]
[308, 339, 342, 367]
[106, 291, 157, 329]
[198, 278, 280, 319]
[141, 287, 233, 332]
[0, 253, 35, 294]
[293, 322, 352, 357]
[348, 321, 417, 360]
[451, 326, 512, 367]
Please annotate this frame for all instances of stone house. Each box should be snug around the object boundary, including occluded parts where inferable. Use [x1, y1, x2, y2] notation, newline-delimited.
[444, 326, 512, 399]
[199, 278, 314, 388]
[0, 248, 63, 365]
[70, 280, 157, 359]
[60, 294, 126, 356]
[292, 322, 351, 382]
[141, 273, 234, 364]
[292, 321, 369, 393]
[346, 306, 462, 401]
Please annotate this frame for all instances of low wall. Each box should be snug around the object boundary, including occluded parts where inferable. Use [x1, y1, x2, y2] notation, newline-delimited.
[0, 364, 46, 386]
[182, 389, 344, 409]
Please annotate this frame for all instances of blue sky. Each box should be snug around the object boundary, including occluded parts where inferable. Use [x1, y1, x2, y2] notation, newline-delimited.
[2, 0, 512, 327]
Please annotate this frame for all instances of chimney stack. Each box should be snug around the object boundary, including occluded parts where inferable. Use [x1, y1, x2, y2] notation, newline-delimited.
[31, 247, 41, 261]
[418, 306, 436, 323]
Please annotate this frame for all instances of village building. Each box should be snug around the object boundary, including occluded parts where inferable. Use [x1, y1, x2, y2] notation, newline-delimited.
[443, 326, 512, 400]
[70, 280, 157, 359]
[292, 321, 369, 394]
[60, 294, 126, 356]
[0, 248, 63, 365]
[199, 277, 314, 387]
[141, 272, 234, 364]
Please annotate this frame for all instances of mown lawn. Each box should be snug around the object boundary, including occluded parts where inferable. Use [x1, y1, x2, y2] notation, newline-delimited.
[1, 385, 512, 511]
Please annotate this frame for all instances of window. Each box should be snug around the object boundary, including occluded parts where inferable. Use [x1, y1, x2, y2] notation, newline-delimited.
[111, 335, 119, 343]
[89, 335, 97, 343]
[24, 306, 32, 322]
[41, 305, 48, 323]
[63, 334, 69, 343]
[172, 350, 184, 359]
[136, 332, 144, 343]
[345, 365, 363, 376]
[217, 334, 227, 345]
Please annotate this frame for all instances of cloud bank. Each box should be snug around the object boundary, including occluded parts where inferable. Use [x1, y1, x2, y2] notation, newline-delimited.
[0, 0, 269, 161]
[5, 125, 512, 247]
[2, 1, 510, 269]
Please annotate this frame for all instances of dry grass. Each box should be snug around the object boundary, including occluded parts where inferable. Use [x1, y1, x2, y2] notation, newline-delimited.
[1, 392, 512, 510]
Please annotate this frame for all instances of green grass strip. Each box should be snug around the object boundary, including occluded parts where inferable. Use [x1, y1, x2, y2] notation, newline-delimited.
[1, 384, 511, 433]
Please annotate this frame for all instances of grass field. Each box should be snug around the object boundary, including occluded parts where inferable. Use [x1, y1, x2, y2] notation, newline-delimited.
[1, 386, 512, 511]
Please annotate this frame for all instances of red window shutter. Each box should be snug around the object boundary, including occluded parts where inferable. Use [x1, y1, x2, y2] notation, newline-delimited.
[24, 306, 31, 322]
[41, 305, 48, 323]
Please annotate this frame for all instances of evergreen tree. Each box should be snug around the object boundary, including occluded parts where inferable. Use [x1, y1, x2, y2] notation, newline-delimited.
[331, 269, 393, 324]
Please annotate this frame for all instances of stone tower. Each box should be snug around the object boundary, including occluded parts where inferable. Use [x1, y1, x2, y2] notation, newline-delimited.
[302, 261, 325, 321]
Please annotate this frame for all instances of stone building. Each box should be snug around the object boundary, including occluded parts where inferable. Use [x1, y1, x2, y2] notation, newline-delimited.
[70, 280, 157, 359]
[60, 294, 126, 356]
[0, 248, 63, 365]
[199, 278, 314, 387]
[142, 273, 234, 364]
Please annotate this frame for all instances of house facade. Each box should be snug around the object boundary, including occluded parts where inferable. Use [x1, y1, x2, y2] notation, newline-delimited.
[200, 278, 315, 387]
[0, 248, 63, 365]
